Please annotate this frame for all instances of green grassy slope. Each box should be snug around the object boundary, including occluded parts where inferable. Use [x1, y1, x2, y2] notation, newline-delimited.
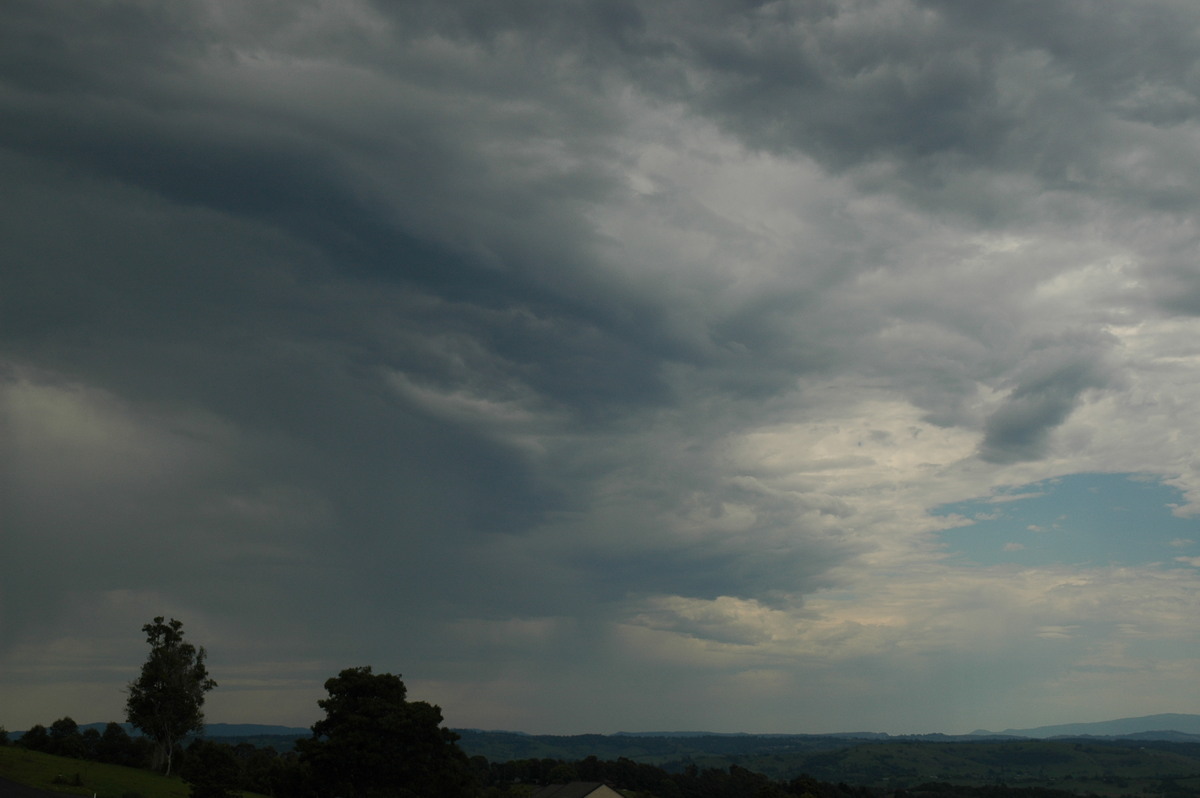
[0, 746, 268, 798]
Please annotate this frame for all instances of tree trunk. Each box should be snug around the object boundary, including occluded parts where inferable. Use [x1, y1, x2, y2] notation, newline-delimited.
[153, 737, 175, 776]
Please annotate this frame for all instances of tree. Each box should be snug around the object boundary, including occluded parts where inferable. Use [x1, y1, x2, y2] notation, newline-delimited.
[126, 617, 217, 776]
[18, 724, 50, 752]
[181, 739, 240, 798]
[48, 716, 85, 759]
[546, 763, 579, 784]
[297, 666, 476, 798]
[81, 727, 101, 760]
[97, 722, 146, 767]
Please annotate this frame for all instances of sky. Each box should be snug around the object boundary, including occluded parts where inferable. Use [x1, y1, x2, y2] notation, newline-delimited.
[2, 0, 1200, 737]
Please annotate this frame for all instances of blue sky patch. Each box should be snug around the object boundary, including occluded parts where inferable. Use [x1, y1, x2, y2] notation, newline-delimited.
[934, 473, 1200, 568]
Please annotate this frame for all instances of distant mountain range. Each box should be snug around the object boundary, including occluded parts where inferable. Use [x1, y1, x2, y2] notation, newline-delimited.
[969, 713, 1200, 739]
[71, 722, 312, 738]
[204, 723, 311, 737]
[593, 714, 1200, 742]
[612, 730, 890, 739]
[62, 713, 1200, 742]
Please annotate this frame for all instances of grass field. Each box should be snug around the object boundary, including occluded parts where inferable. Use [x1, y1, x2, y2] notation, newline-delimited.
[0, 746, 269, 798]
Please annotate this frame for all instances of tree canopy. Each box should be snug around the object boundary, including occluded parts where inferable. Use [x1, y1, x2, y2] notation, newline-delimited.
[126, 616, 216, 775]
[298, 666, 476, 798]
[180, 739, 241, 798]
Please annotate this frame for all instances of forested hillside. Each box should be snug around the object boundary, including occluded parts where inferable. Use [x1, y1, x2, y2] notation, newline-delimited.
[455, 731, 1200, 796]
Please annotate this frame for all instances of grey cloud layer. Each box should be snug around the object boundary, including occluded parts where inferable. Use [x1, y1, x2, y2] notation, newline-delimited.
[3, 0, 1200, 732]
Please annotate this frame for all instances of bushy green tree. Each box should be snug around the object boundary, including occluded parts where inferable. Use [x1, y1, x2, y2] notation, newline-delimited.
[266, 754, 317, 798]
[181, 740, 240, 798]
[48, 716, 85, 759]
[18, 724, 50, 752]
[97, 722, 147, 767]
[297, 666, 476, 798]
[80, 727, 101, 760]
[126, 617, 216, 775]
[546, 763, 578, 784]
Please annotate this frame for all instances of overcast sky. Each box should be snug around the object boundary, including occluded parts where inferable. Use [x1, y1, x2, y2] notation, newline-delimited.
[4, 0, 1200, 737]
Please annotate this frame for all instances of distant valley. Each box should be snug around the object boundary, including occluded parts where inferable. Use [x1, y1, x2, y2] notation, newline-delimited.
[25, 713, 1200, 796]
[70, 712, 1200, 746]
[176, 712, 1200, 742]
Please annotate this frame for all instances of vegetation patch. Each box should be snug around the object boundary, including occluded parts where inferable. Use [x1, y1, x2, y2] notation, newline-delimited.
[0, 746, 193, 798]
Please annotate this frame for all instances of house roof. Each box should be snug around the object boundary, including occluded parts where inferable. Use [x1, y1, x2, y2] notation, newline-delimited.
[528, 783, 620, 798]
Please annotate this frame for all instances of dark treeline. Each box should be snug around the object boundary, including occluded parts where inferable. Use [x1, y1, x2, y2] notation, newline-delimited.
[477, 755, 880, 798]
[471, 756, 1101, 798]
[5, 718, 310, 798]
[8, 717, 150, 767]
[5, 721, 869, 798]
[896, 787, 1108, 798]
[6, 720, 1102, 798]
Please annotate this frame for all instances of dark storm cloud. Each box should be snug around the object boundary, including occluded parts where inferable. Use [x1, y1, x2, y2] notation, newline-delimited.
[676, 4, 1009, 165]
[0, 0, 1151, 605]
[0, 164, 556, 656]
[979, 333, 1116, 464]
[6, 0, 1200, 734]
[0, 0, 701, 670]
[0, 0, 683, 418]
[578, 0, 1200, 223]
